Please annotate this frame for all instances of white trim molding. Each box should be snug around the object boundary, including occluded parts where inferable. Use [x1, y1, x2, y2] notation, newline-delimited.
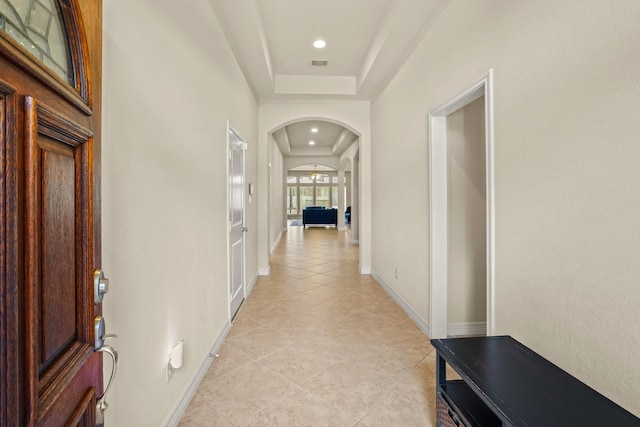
[428, 69, 496, 339]
[246, 273, 258, 294]
[258, 266, 271, 276]
[447, 322, 487, 337]
[271, 229, 284, 253]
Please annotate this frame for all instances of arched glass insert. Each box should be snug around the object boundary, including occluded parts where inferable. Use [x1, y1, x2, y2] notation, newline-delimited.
[0, 0, 71, 83]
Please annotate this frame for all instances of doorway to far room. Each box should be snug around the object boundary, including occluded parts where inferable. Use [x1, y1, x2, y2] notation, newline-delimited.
[287, 164, 351, 228]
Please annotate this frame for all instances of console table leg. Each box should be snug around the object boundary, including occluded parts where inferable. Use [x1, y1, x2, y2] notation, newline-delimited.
[436, 353, 447, 389]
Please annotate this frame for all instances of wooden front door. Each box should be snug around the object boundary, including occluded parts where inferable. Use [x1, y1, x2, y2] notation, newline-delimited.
[0, 0, 104, 425]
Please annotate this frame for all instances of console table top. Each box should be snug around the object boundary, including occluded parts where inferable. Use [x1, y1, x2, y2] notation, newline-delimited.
[431, 335, 640, 427]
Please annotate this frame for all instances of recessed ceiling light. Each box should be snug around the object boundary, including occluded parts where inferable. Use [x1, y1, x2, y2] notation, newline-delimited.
[313, 39, 326, 49]
[311, 127, 318, 133]
[309, 141, 315, 145]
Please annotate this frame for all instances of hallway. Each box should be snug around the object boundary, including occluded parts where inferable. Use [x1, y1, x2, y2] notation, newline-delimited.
[180, 226, 439, 426]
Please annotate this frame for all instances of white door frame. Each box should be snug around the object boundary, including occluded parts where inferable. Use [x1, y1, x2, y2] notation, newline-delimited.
[428, 69, 495, 338]
[227, 121, 247, 319]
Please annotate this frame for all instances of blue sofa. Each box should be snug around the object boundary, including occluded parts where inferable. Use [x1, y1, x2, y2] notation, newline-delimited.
[302, 207, 337, 228]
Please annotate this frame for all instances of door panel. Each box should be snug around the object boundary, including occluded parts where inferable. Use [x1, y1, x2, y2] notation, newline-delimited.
[230, 238, 243, 312]
[25, 97, 97, 425]
[41, 142, 76, 366]
[0, 83, 19, 426]
[37, 355, 98, 427]
[228, 127, 245, 319]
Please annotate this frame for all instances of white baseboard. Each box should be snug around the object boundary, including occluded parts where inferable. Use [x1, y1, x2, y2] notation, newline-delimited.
[447, 322, 486, 337]
[162, 321, 232, 427]
[271, 230, 283, 253]
[370, 272, 484, 338]
[371, 271, 431, 338]
[258, 266, 271, 276]
[359, 265, 371, 274]
[246, 273, 258, 294]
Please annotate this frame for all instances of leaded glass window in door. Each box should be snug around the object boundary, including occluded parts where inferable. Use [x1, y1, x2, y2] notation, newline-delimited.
[0, 0, 71, 82]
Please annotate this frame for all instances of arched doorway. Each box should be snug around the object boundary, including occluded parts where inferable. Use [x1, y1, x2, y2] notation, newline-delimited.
[258, 103, 371, 275]
[267, 119, 360, 247]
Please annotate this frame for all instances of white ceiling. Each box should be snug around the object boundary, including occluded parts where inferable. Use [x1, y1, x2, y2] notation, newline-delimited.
[272, 120, 358, 158]
[208, 0, 448, 159]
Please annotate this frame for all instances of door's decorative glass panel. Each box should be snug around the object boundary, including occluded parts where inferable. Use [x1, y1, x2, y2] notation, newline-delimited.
[0, 0, 71, 82]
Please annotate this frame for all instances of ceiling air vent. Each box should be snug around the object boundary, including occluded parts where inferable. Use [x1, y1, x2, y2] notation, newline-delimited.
[311, 60, 328, 67]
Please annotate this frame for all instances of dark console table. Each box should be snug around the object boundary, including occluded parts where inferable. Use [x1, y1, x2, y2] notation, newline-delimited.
[431, 336, 640, 427]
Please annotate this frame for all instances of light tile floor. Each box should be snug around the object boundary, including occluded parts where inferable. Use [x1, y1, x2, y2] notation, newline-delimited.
[179, 225, 441, 426]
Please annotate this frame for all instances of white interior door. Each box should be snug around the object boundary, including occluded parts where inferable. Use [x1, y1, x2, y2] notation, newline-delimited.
[228, 125, 246, 319]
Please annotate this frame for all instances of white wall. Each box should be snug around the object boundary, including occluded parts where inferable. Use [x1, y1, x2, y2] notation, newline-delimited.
[102, 1, 258, 425]
[372, 0, 640, 416]
[447, 97, 486, 325]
